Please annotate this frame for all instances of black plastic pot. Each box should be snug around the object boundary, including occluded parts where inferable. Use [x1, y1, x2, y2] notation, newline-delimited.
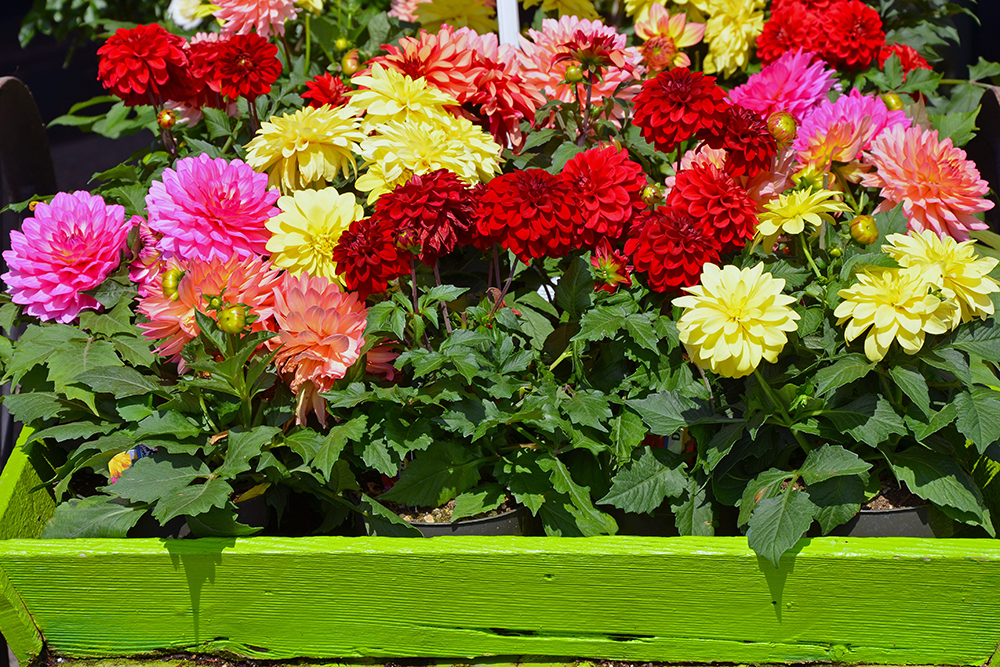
[407, 508, 525, 537]
[828, 505, 954, 538]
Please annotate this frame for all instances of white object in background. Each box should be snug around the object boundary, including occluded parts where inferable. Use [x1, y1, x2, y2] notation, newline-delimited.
[497, 0, 520, 46]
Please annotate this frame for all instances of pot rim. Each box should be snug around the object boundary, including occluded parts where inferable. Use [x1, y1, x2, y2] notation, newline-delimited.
[857, 504, 929, 514]
[406, 505, 523, 527]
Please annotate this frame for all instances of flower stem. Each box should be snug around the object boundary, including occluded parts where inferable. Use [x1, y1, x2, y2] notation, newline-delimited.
[304, 14, 312, 74]
[753, 368, 812, 453]
[548, 347, 572, 372]
[800, 235, 823, 281]
[487, 259, 519, 319]
[433, 261, 453, 334]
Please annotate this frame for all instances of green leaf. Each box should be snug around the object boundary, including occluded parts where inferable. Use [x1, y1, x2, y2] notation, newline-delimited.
[813, 354, 875, 397]
[5, 324, 87, 385]
[521, 128, 558, 151]
[107, 453, 210, 504]
[357, 495, 423, 537]
[555, 256, 594, 321]
[598, 447, 686, 514]
[151, 477, 233, 524]
[538, 494, 587, 536]
[549, 141, 586, 172]
[1, 392, 73, 424]
[623, 313, 659, 352]
[889, 366, 931, 417]
[77, 300, 136, 337]
[626, 390, 714, 436]
[71, 366, 165, 399]
[947, 318, 1000, 363]
[496, 449, 548, 516]
[808, 475, 864, 535]
[953, 388, 1000, 453]
[186, 505, 261, 537]
[823, 395, 906, 445]
[746, 489, 817, 568]
[609, 409, 646, 465]
[538, 456, 617, 535]
[840, 251, 898, 281]
[112, 335, 155, 366]
[133, 411, 203, 441]
[872, 203, 909, 249]
[798, 444, 872, 486]
[27, 421, 117, 445]
[905, 402, 957, 442]
[41, 497, 145, 539]
[85, 277, 137, 310]
[48, 339, 123, 389]
[423, 285, 468, 303]
[671, 475, 714, 536]
[451, 483, 507, 521]
[215, 426, 280, 479]
[702, 423, 743, 473]
[888, 447, 993, 535]
[201, 107, 232, 140]
[575, 304, 627, 343]
[738, 468, 794, 527]
[930, 109, 979, 147]
[969, 57, 1000, 82]
[563, 390, 612, 432]
[380, 441, 482, 507]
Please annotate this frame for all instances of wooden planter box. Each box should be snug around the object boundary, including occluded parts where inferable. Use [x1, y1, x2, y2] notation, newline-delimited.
[3, 436, 1000, 667]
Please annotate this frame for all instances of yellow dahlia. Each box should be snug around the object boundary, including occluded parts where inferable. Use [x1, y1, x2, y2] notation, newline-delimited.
[356, 114, 502, 203]
[701, 0, 764, 78]
[295, 0, 322, 13]
[834, 266, 956, 362]
[522, 0, 599, 20]
[755, 187, 849, 245]
[347, 63, 459, 133]
[244, 104, 365, 194]
[265, 187, 364, 283]
[883, 229, 1000, 328]
[414, 0, 498, 32]
[675, 263, 800, 378]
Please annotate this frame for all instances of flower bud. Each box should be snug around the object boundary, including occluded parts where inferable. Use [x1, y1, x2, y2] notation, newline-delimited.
[157, 109, 177, 130]
[767, 111, 797, 145]
[161, 269, 183, 301]
[792, 164, 824, 190]
[335, 37, 349, 51]
[641, 184, 662, 206]
[341, 49, 360, 75]
[882, 93, 904, 111]
[849, 215, 879, 245]
[564, 65, 584, 83]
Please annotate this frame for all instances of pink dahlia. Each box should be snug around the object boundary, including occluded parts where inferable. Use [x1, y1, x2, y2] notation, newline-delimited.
[728, 49, 837, 124]
[388, 0, 421, 22]
[268, 272, 367, 427]
[794, 88, 909, 171]
[2, 192, 131, 323]
[861, 125, 994, 241]
[213, 0, 299, 38]
[128, 218, 165, 298]
[138, 254, 281, 362]
[518, 16, 642, 120]
[146, 154, 279, 263]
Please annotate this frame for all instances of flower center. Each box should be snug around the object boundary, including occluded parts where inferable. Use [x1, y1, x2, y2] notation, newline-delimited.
[313, 231, 340, 259]
[641, 36, 678, 72]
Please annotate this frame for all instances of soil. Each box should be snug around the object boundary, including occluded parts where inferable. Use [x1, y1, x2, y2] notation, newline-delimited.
[381, 497, 516, 524]
[862, 476, 928, 510]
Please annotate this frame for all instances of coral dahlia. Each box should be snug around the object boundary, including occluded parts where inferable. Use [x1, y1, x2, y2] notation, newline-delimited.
[625, 208, 722, 294]
[561, 146, 647, 247]
[369, 25, 484, 105]
[214, 0, 299, 38]
[2, 192, 131, 323]
[146, 154, 279, 263]
[632, 68, 729, 155]
[667, 163, 758, 250]
[331, 217, 411, 299]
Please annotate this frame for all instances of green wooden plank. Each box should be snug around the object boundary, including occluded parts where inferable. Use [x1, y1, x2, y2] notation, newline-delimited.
[1, 535, 999, 665]
[0, 427, 54, 540]
[0, 560, 43, 665]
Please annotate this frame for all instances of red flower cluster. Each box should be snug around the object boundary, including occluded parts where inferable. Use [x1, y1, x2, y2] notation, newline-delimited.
[700, 106, 777, 179]
[97, 24, 192, 107]
[301, 73, 353, 108]
[877, 43, 931, 78]
[562, 146, 646, 247]
[756, 0, 884, 70]
[374, 170, 476, 266]
[632, 68, 729, 155]
[97, 25, 282, 113]
[625, 208, 721, 293]
[332, 217, 411, 299]
[666, 164, 757, 251]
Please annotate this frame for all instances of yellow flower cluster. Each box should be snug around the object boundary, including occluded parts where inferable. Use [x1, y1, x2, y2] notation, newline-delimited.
[755, 187, 849, 248]
[347, 64, 459, 133]
[835, 229, 1000, 362]
[414, 0, 499, 31]
[701, 0, 764, 78]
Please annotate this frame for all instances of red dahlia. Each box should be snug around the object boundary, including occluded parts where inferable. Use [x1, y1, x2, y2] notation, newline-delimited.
[591, 239, 633, 294]
[632, 68, 730, 155]
[877, 43, 931, 78]
[771, 0, 844, 12]
[755, 2, 824, 65]
[700, 106, 777, 179]
[374, 170, 476, 265]
[331, 217, 411, 299]
[818, 0, 885, 70]
[625, 208, 721, 294]
[301, 73, 353, 108]
[476, 169, 580, 264]
[97, 24, 193, 107]
[666, 164, 757, 251]
[210, 33, 282, 102]
[562, 146, 647, 248]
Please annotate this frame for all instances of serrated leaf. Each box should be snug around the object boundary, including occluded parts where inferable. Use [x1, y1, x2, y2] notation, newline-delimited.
[549, 141, 586, 172]
[357, 495, 422, 537]
[930, 109, 979, 147]
[538, 455, 617, 535]
[575, 304, 627, 342]
[563, 391, 612, 433]
[823, 395, 906, 445]
[746, 489, 817, 568]
[889, 366, 931, 417]
[954, 388, 1000, 453]
[888, 447, 993, 534]
[71, 366, 165, 399]
[496, 449, 548, 516]
[451, 483, 507, 521]
[702, 423, 743, 473]
[947, 318, 1000, 363]
[609, 409, 646, 464]
[27, 421, 117, 445]
[840, 251, 897, 281]
[112, 335, 155, 366]
[969, 57, 1000, 82]
[813, 354, 874, 397]
[151, 477, 233, 524]
[808, 475, 864, 535]
[41, 497, 145, 539]
[107, 452, 210, 504]
[2, 392, 73, 424]
[133, 411, 203, 441]
[905, 402, 957, 442]
[598, 447, 686, 514]
[215, 426, 280, 479]
[626, 390, 714, 436]
[186, 505, 261, 537]
[798, 444, 871, 485]
[738, 468, 793, 527]
[380, 441, 482, 507]
[623, 313, 659, 351]
[671, 475, 714, 536]
[202, 107, 232, 140]
[555, 256, 594, 321]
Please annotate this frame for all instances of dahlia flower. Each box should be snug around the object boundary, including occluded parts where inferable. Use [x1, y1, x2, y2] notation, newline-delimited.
[2, 192, 131, 323]
[367, 342, 402, 381]
[728, 49, 837, 124]
[414, 0, 498, 33]
[755, 187, 849, 244]
[632, 67, 729, 155]
[266, 188, 365, 282]
[625, 208, 721, 294]
[476, 169, 579, 263]
[701, 105, 777, 179]
[356, 115, 502, 204]
[884, 230, 1000, 327]
[214, 0, 299, 38]
[818, 0, 884, 71]
[667, 163, 758, 250]
[301, 73, 353, 109]
[138, 255, 282, 362]
[347, 63, 459, 133]
[147, 154, 279, 263]
[835, 266, 956, 362]
[129, 218, 165, 298]
[244, 105, 366, 194]
[701, 0, 765, 78]
[675, 263, 800, 378]
[97, 24, 192, 107]
[388, 0, 420, 22]
[210, 33, 282, 102]
[794, 89, 909, 172]
[860, 125, 993, 241]
[268, 272, 368, 426]
[635, 4, 705, 71]
[332, 217, 411, 299]
[369, 26, 484, 105]
[296, 0, 323, 13]
[755, 1, 823, 65]
[374, 170, 475, 265]
[168, 0, 203, 30]
[591, 239, 633, 294]
[562, 146, 647, 247]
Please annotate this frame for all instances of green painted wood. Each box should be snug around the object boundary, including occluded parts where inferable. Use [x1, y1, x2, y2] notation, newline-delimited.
[0, 556, 43, 665]
[0, 535, 998, 665]
[0, 427, 53, 540]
